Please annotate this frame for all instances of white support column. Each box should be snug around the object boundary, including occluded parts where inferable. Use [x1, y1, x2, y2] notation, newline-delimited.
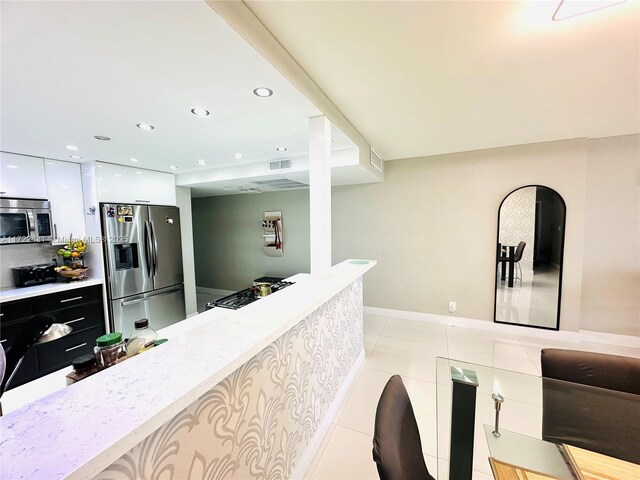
[309, 115, 332, 276]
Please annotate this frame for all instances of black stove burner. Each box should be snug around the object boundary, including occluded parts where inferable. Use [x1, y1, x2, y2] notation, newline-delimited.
[206, 281, 295, 310]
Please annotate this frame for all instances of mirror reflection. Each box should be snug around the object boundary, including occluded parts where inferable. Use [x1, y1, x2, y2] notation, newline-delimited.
[494, 186, 566, 330]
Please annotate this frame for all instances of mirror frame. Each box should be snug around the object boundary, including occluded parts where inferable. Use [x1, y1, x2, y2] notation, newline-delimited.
[493, 184, 567, 331]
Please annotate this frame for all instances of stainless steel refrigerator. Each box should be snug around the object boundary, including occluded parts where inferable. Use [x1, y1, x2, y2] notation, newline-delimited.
[101, 203, 185, 335]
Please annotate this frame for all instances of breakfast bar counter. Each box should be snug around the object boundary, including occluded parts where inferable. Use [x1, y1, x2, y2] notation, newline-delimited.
[0, 259, 375, 480]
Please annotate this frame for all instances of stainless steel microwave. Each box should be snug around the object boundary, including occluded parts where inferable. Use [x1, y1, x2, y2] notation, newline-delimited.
[0, 198, 53, 244]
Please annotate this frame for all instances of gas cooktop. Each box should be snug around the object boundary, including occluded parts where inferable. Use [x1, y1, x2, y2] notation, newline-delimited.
[205, 280, 295, 311]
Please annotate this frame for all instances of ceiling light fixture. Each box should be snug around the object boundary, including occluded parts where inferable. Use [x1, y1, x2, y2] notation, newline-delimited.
[169, 165, 178, 170]
[6, 165, 18, 169]
[69, 155, 82, 159]
[136, 123, 155, 131]
[276, 147, 287, 152]
[234, 153, 244, 160]
[129, 158, 139, 163]
[197, 159, 207, 166]
[136, 171, 143, 174]
[94, 135, 111, 141]
[190, 107, 210, 117]
[65, 145, 79, 151]
[552, 0, 627, 20]
[253, 87, 273, 97]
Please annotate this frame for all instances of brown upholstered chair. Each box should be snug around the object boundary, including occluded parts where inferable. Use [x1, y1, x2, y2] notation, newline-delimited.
[541, 348, 640, 464]
[372, 375, 435, 480]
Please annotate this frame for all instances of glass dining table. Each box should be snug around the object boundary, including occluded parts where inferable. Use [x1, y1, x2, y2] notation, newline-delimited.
[435, 357, 640, 480]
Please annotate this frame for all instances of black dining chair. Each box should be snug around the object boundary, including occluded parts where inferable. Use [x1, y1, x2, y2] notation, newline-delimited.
[372, 375, 435, 480]
[512, 241, 526, 284]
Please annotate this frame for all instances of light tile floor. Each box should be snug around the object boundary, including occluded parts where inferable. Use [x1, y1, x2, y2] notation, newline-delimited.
[306, 314, 640, 480]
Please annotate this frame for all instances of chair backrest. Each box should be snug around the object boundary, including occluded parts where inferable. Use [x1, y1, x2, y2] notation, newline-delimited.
[541, 348, 640, 464]
[372, 375, 434, 480]
[513, 241, 526, 262]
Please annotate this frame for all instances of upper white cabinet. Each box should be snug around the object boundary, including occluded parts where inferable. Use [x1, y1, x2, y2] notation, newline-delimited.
[44, 159, 86, 242]
[96, 162, 176, 205]
[0, 152, 48, 199]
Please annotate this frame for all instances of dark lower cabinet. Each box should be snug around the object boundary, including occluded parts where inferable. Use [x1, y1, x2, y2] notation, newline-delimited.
[0, 284, 106, 390]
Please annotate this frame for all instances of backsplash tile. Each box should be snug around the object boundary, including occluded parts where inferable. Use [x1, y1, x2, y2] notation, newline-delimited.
[0, 244, 59, 288]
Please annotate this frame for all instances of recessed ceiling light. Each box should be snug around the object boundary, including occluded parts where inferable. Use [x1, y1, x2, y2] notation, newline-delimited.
[276, 147, 287, 152]
[129, 158, 139, 163]
[69, 155, 82, 159]
[234, 153, 244, 160]
[190, 107, 210, 117]
[65, 145, 79, 151]
[6, 165, 18, 169]
[253, 87, 273, 97]
[196, 159, 207, 166]
[94, 135, 111, 141]
[136, 171, 143, 174]
[136, 123, 155, 131]
[169, 165, 178, 170]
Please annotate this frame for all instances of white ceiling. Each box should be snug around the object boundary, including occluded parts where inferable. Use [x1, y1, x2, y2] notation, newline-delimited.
[0, 1, 352, 173]
[246, 0, 640, 160]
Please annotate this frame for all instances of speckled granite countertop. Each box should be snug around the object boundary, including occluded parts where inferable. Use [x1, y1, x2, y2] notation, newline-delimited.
[0, 259, 375, 479]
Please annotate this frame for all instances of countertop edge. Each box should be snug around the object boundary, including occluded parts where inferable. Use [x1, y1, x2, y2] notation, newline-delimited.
[0, 260, 375, 480]
[0, 278, 104, 303]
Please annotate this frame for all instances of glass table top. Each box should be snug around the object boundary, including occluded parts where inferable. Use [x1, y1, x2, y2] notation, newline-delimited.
[434, 356, 640, 479]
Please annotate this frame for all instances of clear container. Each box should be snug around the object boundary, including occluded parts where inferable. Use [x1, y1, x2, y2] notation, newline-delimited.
[94, 332, 126, 369]
[126, 318, 159, 356]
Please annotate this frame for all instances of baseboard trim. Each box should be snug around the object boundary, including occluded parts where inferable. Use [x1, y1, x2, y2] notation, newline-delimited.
[580, 329, 640, 349]
[363, 306, 640, 348]
[195, 286, 235, 297]
[291, 348, 365, 480]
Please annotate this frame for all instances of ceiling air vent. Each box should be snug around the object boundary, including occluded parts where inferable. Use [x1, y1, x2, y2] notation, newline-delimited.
[254, 178, 308, 190]
[268, 159, 293, 171]
[370, 148, 383, 172]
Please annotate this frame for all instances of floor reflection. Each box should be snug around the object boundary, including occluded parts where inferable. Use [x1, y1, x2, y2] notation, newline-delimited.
[495, 265, 560, 329]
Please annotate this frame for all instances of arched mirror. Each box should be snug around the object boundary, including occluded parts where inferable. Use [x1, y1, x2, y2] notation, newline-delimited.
[494, 186, 566, 330]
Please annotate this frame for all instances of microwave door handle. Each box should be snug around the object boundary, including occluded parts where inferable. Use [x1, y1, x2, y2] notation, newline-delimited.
[144, 221, 153, 278]
[150, 220, 158, 277]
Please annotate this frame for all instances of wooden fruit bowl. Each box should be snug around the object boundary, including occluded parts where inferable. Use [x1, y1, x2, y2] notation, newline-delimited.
[57, 267, 90, 280]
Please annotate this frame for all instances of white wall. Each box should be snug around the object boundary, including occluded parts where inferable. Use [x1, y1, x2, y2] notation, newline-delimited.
[189, 135, 639, 337]
[580, 135, 640, 336]
[176, 186, 198, 317]
[332, 138, 588, 333]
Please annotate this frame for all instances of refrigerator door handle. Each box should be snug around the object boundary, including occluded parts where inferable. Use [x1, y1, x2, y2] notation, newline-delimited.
[120, 287, 182, 306]
[150, 220, 159, 277]
[144, 220, 153, 278]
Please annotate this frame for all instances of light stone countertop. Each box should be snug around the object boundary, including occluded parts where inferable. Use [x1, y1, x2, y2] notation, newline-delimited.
[0, 259, 376, 480]
[0, 278, 104, 303]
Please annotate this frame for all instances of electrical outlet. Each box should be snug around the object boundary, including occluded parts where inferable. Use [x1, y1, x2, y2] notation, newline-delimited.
[448, 301, 456, 313]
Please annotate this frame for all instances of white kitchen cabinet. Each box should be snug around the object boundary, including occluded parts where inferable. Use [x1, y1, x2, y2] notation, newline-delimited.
[44, 159, 86, 242]
[0, 152, 48, 199]
[96, 162, 176, 205]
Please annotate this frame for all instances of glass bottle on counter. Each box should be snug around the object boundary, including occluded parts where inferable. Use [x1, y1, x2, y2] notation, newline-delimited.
[65, 354, 99, 385]
[94, 332, 126, 369]
[126, 319, 158, 356]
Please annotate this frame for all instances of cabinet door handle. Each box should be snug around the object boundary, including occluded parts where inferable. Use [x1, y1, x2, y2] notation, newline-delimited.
[135, 199, 151, 203]
[65, 342, 87, 352]
[0, 192, 6, 195]
[54, 223, 58, 239]
[60, 296, 83, 304]
[64, 317, 85, 325]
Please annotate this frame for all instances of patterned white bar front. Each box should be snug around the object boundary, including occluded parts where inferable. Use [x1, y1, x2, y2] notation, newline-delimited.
[96, 278, 363, 479]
